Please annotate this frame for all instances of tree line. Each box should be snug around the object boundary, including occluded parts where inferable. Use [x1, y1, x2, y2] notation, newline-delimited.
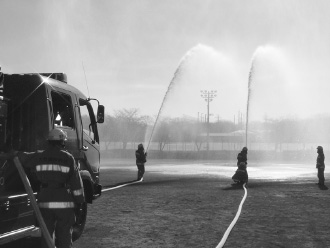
[97, 108, 330, 151]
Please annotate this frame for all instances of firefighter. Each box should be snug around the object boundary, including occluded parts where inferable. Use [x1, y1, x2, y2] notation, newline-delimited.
[237, 147, 248, 167]
[135, 143, 147, 181]
[19, 129, 84, 248]
[232, 162, 248, 185]
[232, 147, 249, 185]
[316, 146, 325, 186]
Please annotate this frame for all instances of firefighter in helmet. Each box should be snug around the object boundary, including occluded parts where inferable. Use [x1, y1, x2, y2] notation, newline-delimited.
[19, 129, 84, 248]
[316, 146, 325, 186]
[237, 147, 248, 167]
[135, 143, 147, 181]
[232, 147, 249, 185]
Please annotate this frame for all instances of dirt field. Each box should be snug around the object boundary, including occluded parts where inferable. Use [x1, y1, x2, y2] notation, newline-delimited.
[73, 159, 330, 248]
[4, 159, 329, 248]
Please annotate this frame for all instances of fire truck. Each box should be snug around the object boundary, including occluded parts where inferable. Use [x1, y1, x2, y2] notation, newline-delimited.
[0, 70, 104, 245]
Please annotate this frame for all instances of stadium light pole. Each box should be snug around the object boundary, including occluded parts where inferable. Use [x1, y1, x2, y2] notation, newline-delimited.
[200, 90, 217, 151]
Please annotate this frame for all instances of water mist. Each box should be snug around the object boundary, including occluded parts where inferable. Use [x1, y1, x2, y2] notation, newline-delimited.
[245, 45, 292, 147]
[145, 44, 203, 151]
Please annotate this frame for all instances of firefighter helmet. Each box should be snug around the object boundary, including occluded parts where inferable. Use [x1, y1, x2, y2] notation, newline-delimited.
[138, 143, 144, 149]
[317, 146, 323, 151]
[48, 129, 67, 142]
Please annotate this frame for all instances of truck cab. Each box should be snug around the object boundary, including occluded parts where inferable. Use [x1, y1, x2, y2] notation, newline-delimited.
[0, 72, 104, 245]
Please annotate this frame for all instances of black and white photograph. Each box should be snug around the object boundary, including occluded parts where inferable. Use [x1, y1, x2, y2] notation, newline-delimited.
[1, 1, 330, 247]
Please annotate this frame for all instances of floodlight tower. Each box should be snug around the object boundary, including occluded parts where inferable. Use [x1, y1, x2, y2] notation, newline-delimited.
[200, 90, 217, 151]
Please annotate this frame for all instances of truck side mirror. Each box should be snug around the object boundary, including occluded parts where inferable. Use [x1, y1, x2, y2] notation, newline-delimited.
[97, 105, 104, 123]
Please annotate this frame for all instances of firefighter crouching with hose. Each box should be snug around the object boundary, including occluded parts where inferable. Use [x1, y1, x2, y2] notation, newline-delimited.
[232, 147, 249, 185]
[17, 129, 85, 248]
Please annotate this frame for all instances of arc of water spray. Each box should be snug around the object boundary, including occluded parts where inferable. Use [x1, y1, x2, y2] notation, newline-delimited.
[145, 46, 201, 152]
[245, 60, 255, 147]
[245, 45, 280, 147]
[145, 66, 182, 152]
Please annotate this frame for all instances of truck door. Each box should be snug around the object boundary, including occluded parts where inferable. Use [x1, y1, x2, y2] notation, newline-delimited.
[76, 98, 100, 181]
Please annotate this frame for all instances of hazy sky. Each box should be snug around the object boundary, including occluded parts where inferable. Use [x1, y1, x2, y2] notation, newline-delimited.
[1, 0, 330, 121]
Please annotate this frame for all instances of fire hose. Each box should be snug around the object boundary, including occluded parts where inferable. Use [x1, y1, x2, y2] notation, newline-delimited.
[102, 176, 247, 248]
[12, 156, 55, 248]
[216, 183, 247, 248]
[101, 177, 143, 192]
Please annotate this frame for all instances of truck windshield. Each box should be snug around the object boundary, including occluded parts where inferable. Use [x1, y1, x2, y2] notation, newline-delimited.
[51, 91, 75, 129]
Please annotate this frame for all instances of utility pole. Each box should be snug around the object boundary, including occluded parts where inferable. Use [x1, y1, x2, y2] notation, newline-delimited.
[200, 90, 217, 151]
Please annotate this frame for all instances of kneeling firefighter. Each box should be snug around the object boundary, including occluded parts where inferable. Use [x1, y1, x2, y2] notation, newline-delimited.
[19, 129, 85, 248]
[237, 147, 248, 167]
[135, 143, 147, 180]
[232, 147, 248, 185]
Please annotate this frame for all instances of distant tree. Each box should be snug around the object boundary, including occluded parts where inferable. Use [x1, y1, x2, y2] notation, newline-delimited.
[151, 117, 206, 151]
[98, 114, 118, 150]
[114, 108, 149, 149]
[192, 122, 204, 151]
[171, 118, 200, 150]
[210, 120, 236, 133]
[153, 120, 171, 151]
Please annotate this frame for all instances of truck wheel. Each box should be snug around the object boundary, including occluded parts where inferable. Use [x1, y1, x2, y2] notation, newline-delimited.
[72, 202, 87, 241]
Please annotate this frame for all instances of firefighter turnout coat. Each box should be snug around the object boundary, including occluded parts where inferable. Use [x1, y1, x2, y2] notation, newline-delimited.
[237, 151, 247, 167]
[19, 146, 84, 209]
[135, 149, 147, 166]
[316, 152, 325, 169]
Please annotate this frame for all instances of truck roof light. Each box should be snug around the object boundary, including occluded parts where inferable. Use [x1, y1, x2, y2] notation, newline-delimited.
[40, 73, 67, 83]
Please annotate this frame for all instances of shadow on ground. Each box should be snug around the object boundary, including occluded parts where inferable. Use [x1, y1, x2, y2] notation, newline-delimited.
[318, 184, 328, 190]
[222, 184, 245, 190]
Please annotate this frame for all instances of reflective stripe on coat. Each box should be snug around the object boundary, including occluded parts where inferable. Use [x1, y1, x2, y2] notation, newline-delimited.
[39, 202, 75, 208]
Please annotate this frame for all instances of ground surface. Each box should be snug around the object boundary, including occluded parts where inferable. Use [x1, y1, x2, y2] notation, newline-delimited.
[5, 159, 330, 248]
[75, 159, 330, 248]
